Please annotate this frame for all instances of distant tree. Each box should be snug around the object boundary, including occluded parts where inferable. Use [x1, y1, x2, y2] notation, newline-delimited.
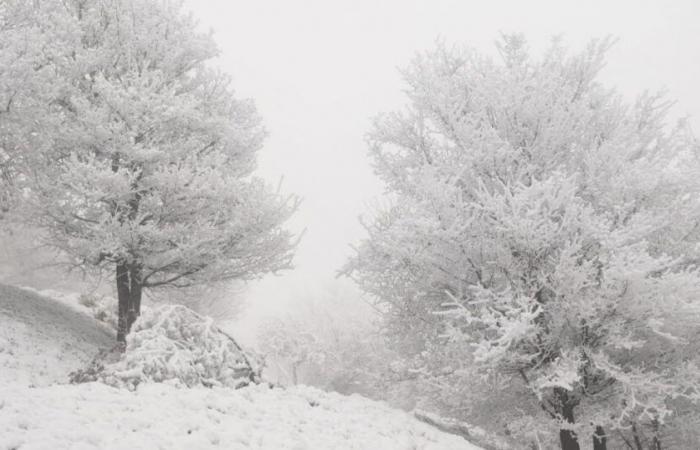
[257, 283, 392, 394]
[1, 0, 297, 343]
[346, 36, 700, 449]
[152, 280, 247, 322]
[258, 315, 319, 386]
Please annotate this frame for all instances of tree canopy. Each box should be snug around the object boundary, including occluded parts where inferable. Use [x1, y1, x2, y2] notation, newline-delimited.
[346, 36, 700, 449]
[1, 0, 298, 341]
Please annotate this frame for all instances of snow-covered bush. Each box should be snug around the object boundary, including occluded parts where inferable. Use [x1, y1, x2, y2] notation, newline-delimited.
[71, 304, 260, 390]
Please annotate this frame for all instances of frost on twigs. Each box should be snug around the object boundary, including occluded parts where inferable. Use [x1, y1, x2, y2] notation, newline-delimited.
[70, 305, 260, 390]
[78, 293, 119, 330]
[346, 35, 700, 447]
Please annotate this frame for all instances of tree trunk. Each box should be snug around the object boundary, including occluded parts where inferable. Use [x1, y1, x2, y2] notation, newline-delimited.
[126, 263, 142, 331]
[559, 408, 580, 450]
[593, 426, 607, 450]
[116, 262, 131, 344]
[559, 431, 578, 449]
[130, 265, 142, 315]
[116, 261, 144, 344]
[631, 424, 644, 450]
[112, 151, 143, 342]
[651, 419, 662, 450]
[557, 389, 580, 450]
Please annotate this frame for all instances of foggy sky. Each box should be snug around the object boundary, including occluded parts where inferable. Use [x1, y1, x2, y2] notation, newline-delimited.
[183, 0, 700, 323]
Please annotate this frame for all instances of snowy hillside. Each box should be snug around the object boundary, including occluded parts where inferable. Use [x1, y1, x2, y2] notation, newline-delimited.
[0, 285, 114, 386]
[0, 383, 477, 450]
[0, 285, 481, 449]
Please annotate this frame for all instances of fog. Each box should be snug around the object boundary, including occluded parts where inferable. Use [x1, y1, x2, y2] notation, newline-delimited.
[182, 0, 700, 324]
[3, 2, 700, 446]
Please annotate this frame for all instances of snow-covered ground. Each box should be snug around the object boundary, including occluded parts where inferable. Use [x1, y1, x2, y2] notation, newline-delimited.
[0, 382, 477, 450]
[0, 284, 114, 386]
[0, 285, 482, 449]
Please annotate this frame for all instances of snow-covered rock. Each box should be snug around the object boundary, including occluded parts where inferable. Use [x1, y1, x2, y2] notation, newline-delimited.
[71, 304, 260, 390]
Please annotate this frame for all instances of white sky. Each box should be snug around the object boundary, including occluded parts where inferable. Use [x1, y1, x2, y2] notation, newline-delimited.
[183, 0, 700, 322]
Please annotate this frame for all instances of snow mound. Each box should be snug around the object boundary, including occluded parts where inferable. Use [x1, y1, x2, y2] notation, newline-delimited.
[71, 304, 260, 389]
[0, 382, 480, 449]
[0, 284, 114, 386]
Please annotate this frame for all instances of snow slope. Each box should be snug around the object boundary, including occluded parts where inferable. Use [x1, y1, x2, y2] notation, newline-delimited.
[0, 382, 479, 450]
[0, 284, 114, 386]
[0, 284, 482, 449]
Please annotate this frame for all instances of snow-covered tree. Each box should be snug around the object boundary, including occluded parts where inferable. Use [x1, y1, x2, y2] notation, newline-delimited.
[2, 0, 298, 342]
[345, 36, 700, 449]
[256, 283, 392, 394]
[257, 315, 319, 386]
[0, 0, 66, 217]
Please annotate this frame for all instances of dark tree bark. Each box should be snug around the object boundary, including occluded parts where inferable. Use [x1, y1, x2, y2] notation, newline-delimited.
[556, 388, 581, 450]
[126, 263, 142, 332]
[593, 426, 607, 450]
[116, 261, 144, 344]
[112, 153, 143, 343]
[651, 419, 662, 450]
[631, 424, 644, 450]
[559, 404, 580, 450]
[116, 262, 131, 344]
